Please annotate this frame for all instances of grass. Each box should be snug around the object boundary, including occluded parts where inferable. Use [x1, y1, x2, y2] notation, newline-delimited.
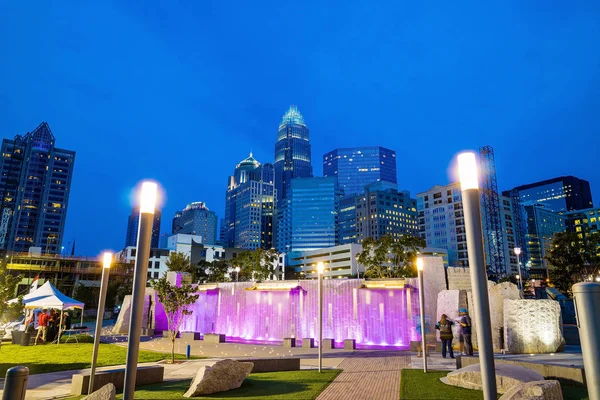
[0, 336, 201, 376]
[400, 370, 589, 400]
[66, 369, 341, 400]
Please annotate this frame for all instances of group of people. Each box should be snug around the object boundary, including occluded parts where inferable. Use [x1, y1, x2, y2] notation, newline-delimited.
[435, 308, 473, 359]
[24, 308, 72, 345]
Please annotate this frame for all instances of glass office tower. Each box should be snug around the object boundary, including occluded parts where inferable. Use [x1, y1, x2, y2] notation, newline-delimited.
[274, 105, 313, 204]
[171, 202, 218, 245]
[126, 207, 162, 248]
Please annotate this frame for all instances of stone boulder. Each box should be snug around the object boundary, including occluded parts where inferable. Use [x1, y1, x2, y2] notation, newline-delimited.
[184, 359, 254, 397]
[504, 300, 564, 354]
[420, 256, 447, 326]
[83, 383, 116, 400]
[489, 282, 521, 351]
[445, 363, 544, 394]
[499, 380, 563, 400]
[436, 290, 467, 342]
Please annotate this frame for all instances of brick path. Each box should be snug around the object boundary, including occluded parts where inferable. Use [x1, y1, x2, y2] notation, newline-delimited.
[317, 351, 410, 400]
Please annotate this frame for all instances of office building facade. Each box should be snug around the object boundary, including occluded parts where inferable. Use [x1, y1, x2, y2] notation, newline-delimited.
[224, 154, 276, 250]
[172, 202, 218, 245]
[338, 195, 359, 245]
[125, 207, 161, 249]
[0, 122, 75, 254]
[564, 207, 600, 240]
[523, 204, 565, 278]
[276, 177, 342, 252]
[274, 105, 313, 203]
[323, 146, 397, 196]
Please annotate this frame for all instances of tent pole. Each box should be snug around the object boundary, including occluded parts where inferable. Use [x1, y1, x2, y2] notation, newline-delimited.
[58, 309, 64, 346]
[80, 307, 84, 327]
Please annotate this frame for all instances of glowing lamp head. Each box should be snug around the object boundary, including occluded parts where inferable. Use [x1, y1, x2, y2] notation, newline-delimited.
[235, 266, 240, 273]
[595, 276, 600, 282]
[514, 247, 521, 256]
[103, 252, 113, 269]
[317, 262, 324, 274]
[457, 152, 479, 190]
[139, 181, 158, 214]
[416, 257, 424, 271]
[516, 274, 520, 280]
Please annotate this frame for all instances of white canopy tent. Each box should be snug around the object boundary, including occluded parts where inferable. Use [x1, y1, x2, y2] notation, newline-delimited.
[10, 281, 85, 343]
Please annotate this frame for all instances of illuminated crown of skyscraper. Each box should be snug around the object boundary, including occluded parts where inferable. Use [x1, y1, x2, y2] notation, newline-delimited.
[279, 105, 306, 129]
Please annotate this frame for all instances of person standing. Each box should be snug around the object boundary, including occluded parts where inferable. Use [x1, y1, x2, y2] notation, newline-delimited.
[35, 309, 49, 345]
[459, 308, 473, 356]
[436, 314, 455, 359]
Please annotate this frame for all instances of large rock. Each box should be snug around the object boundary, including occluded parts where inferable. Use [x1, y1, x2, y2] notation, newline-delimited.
[504, 300, 564, 354]
[183, 359, 254, 397]
[445, 363, 544, 394]
[83, 383, 116, 400]
[436, 290, 467, 342]
[489, 282, 521, 351]
[113, 288, 167, 334]
[499, 380, 563, 400]
[447, 267, 472, 291]
[420, 256, 447, 327]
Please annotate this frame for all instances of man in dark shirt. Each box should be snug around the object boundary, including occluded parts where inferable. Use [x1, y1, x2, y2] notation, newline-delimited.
[459, 308, 473, 356]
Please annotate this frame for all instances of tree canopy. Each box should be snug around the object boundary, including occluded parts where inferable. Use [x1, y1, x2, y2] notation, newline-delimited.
[0, 263, 22, 322]
[165, 252, 196, 281]
[355, 235, 426, 279]
[231, 248, 279, 282]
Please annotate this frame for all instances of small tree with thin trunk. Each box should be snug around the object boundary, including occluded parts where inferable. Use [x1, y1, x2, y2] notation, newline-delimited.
[151, 277, 199, 363]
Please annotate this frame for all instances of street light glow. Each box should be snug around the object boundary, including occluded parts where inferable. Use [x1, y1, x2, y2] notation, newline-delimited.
[235, 266, 240, 273]
[103, 252, 113, 269]
[416, 257, 424, 271]
[139, 181, 158, 214]
[317, 262, 324, 274]
[596, 276, 600, 282]
[514, 247, 521, 256]
[457, 152, 479, 190]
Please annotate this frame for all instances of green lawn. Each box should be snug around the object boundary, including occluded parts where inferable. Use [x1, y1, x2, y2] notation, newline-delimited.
[400, 370, 589, 400]
[67, 370, 341, 400]
[0, 337, 200, 376]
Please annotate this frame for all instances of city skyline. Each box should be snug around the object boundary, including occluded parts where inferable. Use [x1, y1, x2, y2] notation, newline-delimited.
[2, 2, 600, 256]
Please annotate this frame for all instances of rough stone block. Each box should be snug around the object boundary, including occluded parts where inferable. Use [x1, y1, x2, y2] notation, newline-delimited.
[436, 289, 467, 342]
[283, 337, 296, 348]
[82, 383, 116, 400]
[204, 333, 226, 343]
[302, 338, 315, 348]
[445, 363, 544, 394]
[421, 256, 447, 325]
[71, 365, 164, 395]
[504, 299, 564, 354]
[489, 282, 521, 351]
[344, 339, 356, 350]
[183, 359, 253, 397]
[181, 332, 201, 341]
[323, 338, 335, 349]
[447, 267, 472, 291]
[499, 380, 563, 400]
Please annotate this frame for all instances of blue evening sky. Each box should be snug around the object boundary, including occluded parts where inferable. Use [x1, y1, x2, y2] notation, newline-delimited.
[1, 2, 599, 256]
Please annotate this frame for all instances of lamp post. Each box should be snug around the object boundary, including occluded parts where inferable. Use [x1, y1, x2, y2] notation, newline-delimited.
[123, 181, 158, 400]
[457, 152, 497, 400]
[317, 261, 324, 373]
[417, 257, 427, 373]
[89, 252, 112, 395]
[514, 247, 523, 295]
[235, 266, 240, 282]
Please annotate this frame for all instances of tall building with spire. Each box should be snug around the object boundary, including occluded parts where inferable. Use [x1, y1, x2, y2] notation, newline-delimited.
[274, 105, 313, 203]
[0, 122, 75, 254]
[224, 153, 276, 249]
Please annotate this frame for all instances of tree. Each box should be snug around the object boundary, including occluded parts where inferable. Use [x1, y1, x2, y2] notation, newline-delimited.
[232, 249, 279, 282]
[0, 264, 23, 322]
[546, 231, 600, 296]
[165, 252, 196, 281]
[197, 260, 231, 283]
[73, 283, 98, 308]
[355, 235, 426, 279]
[150, 276, 199, 363]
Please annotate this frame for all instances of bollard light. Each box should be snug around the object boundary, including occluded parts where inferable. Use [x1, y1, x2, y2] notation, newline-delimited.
[317, 262, 324, 373]
[458, 152, 497, 400]
[89, 252, 112, 394]
[417, 257, 427, 373]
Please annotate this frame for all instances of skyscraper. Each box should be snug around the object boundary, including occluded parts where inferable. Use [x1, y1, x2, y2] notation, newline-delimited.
[172, 202, 218, 245]
[323, 146, 397, 196]
[125, 207, 161, 248]
[0, 122, 75, 254]
[224, 153, 276, 250]
[274, 105, 312, 203]
[276, 177, 342, 252]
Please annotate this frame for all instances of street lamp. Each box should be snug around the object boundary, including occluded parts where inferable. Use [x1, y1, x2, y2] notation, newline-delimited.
[596, 276, 600, 283]
[89, 252, 112, 394]
[417, 257, 427, 373]
[235, 266, 240, 282]
[514, 247, 523, 295]
[317, 261, 324, 373]
[457, 152, 497, 400]
[123, 181, 158, 400]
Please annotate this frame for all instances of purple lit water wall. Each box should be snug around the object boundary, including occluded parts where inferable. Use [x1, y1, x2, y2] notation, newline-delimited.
[165, 279, 421, 349]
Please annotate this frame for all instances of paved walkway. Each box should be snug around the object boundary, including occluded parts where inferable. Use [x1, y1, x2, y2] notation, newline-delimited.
[317, 351, 410, 400]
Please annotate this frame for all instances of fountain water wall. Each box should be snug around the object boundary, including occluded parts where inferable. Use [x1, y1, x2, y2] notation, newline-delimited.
[163, 279, 420, 349]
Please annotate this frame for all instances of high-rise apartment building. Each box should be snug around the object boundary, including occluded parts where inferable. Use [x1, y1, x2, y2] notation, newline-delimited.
[274, 106, 313, 203]
[417, 183, 517, 274]
[224, 153, 276, 250]
[563, 207, 600, 240]
[323, 146, 397, 196]
[0, 122, 75, 254]
[172, 202, 218, 245]
[523, 204, 565, 278]
[276, 177, 342, 252]
[356, 182, 418, 242]
[125, 207, 161, 248]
